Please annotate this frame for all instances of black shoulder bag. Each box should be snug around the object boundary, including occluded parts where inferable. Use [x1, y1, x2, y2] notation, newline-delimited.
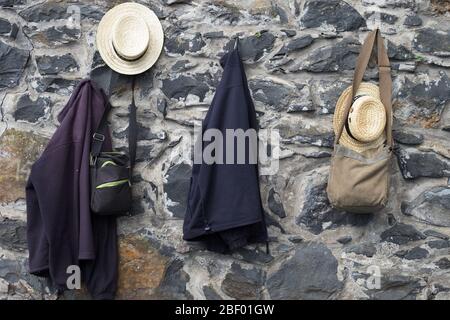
[90, 78, 137, 216]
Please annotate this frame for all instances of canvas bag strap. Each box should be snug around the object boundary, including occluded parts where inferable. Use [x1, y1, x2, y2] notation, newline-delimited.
[335, 29, 393, 148]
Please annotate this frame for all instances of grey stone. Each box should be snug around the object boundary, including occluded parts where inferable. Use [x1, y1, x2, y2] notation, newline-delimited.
[345, 242, 377, 257]
[162, 0, 192, 5]
[223, 31, 276, 62]
[0, 0, 25, 7]
[427, 240, 450, 249]
[268, 188, 286, 218]
[9, 22, 18, 39]
[435, 258, 450, 269]
[221, 263, 265, 300]
[157, 98, 168, 118]
[36, 54, 79, 75]
[402, 247, 429, 260]
[413, 28, 450, 57]
[23, 25, 80, 46]
[396, 148, 450, 179]
[235, 248, 273, 264]
[365, 11, 398, 25]
[172, 60, 197, 72]
[91, 51, 105, 70]
[249, 79, 313, 112]
[0, 41, 29, 88]
[397, 72, 450, 125]
[310, 79, 352, 114]
[380, 223, 426, 245]
[264, 211, 285, 234]
[35, 77, 77, 94]
[303, 151, 332, 158]
[337, 236, 352, 244]
[281, 29, 297, 37]
[155, 259, 191, 299]
[393, 130, 424, 145]
[203, 31, 225, 39]
[202, 286, 222, 300]
[161, 74, 213, 102]
[204, 2, 242, 25]
[165, 29, 206, 56]
[300, 0, 366, 32]
[362, 0, 418, 9]
[19, 3, 104, 22]
[271, 2, 288, 24]
[0, 218, 27, 252]
[0, 17, 11, 35]
[267, 242, 342, 299]
[164, 163, 191, 218]
[297, 38, 360, 73]
[404, 14, 422, 27]
[275, 35, 314, 56]
[14, 94, 50, 123]
[288, 236, 304, 244]
[366, 274, 423, 300]
[19, 3, 70, 22]
[423, 230, 449, 240]
[0, 259, 22, 283]
[249, 79, 290, 109]
[402, 187, 450, 227]
[114, 122, 166, 141]
[296, 183, 373, 235]
[285, 132, 334, 148]
[388, 41, 415, 61]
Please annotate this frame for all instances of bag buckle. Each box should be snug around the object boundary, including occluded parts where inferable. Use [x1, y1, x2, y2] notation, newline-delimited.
[92, 133, 105, 142]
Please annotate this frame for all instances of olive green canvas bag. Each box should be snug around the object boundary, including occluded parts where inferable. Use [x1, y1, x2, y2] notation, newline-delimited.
[327, 29, 393, 214]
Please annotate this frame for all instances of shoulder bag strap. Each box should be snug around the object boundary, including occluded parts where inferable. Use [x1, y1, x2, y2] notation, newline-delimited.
[91, 75, 138, 169]
[335, 29, 393, 148]
[128, 76, 137, 168]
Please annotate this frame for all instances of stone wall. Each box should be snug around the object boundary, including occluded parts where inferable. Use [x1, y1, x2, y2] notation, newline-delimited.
[0, 0, 449, 300]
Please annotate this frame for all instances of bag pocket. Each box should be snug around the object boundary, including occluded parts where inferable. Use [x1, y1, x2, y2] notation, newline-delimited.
[327, 145, 391, 213]
[91, 178, 132, 214]
[90, 152, 132, 216]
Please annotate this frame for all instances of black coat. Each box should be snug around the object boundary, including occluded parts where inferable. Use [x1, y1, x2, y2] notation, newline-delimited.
[183, 48, 268, 253]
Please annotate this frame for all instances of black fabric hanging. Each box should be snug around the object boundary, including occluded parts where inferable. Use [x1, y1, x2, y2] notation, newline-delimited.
[183, 40, 268, 253]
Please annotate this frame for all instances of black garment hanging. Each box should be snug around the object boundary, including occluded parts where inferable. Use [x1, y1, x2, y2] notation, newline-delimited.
[183, 41, 268, 253]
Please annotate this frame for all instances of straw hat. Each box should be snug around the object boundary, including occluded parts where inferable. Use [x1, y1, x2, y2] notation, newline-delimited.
[96, 2, 164, 75]
[333, 82, 387, 153]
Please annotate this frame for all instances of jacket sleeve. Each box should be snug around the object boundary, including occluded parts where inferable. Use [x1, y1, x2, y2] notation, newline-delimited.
[26, 175, 50, 276]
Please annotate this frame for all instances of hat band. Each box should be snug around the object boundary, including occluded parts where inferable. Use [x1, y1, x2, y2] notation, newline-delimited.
[112, 42, 148, 62]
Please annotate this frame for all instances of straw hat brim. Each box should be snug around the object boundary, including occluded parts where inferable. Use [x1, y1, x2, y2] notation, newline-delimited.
[96, 3, 164, 75]
[333, 82, 386, 153]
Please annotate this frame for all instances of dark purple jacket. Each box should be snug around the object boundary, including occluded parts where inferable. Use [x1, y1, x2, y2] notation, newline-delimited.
[26, 79, 117, 299]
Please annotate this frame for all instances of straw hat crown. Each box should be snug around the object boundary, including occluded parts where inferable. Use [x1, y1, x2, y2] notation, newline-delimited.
[333, 82, 387, 153]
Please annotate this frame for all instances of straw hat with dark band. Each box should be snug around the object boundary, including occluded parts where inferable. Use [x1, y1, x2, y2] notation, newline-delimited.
[333, 82, 387, 153]
[96, 2, 164, 75]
